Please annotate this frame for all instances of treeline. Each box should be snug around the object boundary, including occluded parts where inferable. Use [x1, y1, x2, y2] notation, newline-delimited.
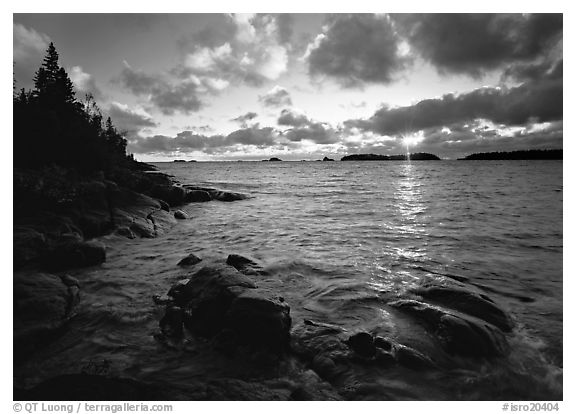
[14, 43, 132, 173]
[460, 149, 563, 160]
[341, 153, 440, 161]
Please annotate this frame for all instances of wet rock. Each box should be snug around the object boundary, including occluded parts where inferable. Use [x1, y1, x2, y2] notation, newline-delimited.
[60, 274, 80, 288]
[394, 344, 435, 370]
[311, 354, 339, 380]
[374, 336, 393, 352]
[41, 240, 106, 271]
[346, 332, 376, 358]
[177, 253, 202, 267]
[174, 210, 188, 220]
[150, 184, 187, 206]
[185, 190, 212, 202]
[14, 272, 80, 361]
[160, 306, 183, 338]
[226, 254, 267, 275]
[157, 199, 170, 212]
[390, 299, 509, 357]
[413, 284, 514, 332]
[209, 190, 248, 202]
[224, 289, 291, 352]
[116, 226, 136, 239]
[129, 220, 155, 238]
[291, 320, 349, 362]
[16, 374, 177, 401]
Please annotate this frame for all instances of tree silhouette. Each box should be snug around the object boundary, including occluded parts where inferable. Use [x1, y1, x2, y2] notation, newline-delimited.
[14, 42, 129, 173]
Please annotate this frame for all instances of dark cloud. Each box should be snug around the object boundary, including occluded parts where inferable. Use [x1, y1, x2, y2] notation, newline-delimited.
[277, 109, 309, 127]
[306, 14, 409, 87]
[231, 112, 258, 125]
[347, 77, 562, 136]
[107, 102, 157, 137]
[177, 15, 238, 49]
[128, 126, 279, 155]
[118, 63, 203, 115]
[277, 109, 339, 144]
[258, 86, 293, 107]
[392, 13, 562, 77]
[503, 59, 562, 82]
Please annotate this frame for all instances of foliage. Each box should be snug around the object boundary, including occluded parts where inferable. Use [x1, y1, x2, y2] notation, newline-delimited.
[14, 42, 130, 174]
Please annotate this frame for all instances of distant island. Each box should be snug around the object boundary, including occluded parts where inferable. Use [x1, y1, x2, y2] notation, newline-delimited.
[459, 149, 562, 160]
[341, 153, 440, 161]
[173, 159, 187, 163]
[262, 157, 282, 162]
[323, 157, 335, 162]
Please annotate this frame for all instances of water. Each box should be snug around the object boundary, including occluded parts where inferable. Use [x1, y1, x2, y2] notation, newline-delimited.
[14, 160, 563, 400]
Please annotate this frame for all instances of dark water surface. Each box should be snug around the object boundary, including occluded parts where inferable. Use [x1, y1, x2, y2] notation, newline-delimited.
[15, 160, 563, 400]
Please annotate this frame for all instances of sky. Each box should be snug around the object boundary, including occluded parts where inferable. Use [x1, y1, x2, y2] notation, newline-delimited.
[12, 13, 563, 161]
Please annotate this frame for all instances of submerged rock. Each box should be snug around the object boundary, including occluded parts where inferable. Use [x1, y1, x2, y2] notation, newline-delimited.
[177, 253, 202, 267]
[174, 210, 188, 220]
[209, 190, 248, 202]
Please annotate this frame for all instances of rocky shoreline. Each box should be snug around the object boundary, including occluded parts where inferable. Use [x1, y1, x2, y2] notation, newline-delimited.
[14, 166, 524, 400]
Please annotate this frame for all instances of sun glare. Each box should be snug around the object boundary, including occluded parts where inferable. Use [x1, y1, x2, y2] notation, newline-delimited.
[402, 131, 424, 147]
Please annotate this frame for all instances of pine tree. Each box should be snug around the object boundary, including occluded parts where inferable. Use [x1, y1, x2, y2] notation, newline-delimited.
[55, 67, 76, 105]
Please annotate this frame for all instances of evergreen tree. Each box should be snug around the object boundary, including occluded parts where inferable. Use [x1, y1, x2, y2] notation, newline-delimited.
[55, 67, 76, 105]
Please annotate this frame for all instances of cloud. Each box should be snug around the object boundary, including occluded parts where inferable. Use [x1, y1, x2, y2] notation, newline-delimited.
[391, 13, 563, 77]
[107, 102, 157, 137]
[231, 112, 258, 127]
[13, 23, 51, 88]
[69, 66, 103, 100]
[259, 85, 293, 107]
[277, 108, 339, 144]
[176, 14, 291, 88]
[347, 77, 562, 137]
[305, 14, 410, 87]
[118, 63, 203, 115]
[128, 126, 280, 155]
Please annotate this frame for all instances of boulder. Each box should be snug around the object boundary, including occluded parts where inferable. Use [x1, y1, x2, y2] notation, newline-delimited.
[174, 210, 188, 220]
[14, 272, 80, 360]
[346, 332, 376, 358]
[226, 254, 267, 275]
[150, 184, 187, 206]
[412, 284, 514, 332]
[185, 190, 212, 202]
[41, 240, 106, 271]
[177, 254, 202, 267]
[13, 226, 48, 268]
[163, 263, 291, 353]
[389, 299, 509, 357]
[159, 306, 183, 338]
[224, 289, 291, 352]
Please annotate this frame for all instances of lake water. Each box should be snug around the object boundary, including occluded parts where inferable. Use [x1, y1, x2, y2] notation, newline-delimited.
[14, 160, 563, 400]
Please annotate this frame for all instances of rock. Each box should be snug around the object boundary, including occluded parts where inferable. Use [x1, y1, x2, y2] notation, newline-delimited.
[16, 374, 176, 401]
[374, 336, 393, 352]
[13, 226, 48, 268]
[174, 210, 188, 220]
[129, 220, 155, 238]
[394, 344, 435, 370]
[14, 272, 80, 361]
[60, 274, 80, 288]
[164, 263, 291, 353]
[226, 254, 266, 275]
[160, 306, 183, 338]
[157, 199, 170, 211]
[41, 240, 106, 271]
[209, 190, 248, 202]
[177, 254, 202, 267]
[224, 289, 291, 352]
[115, 226, 136, 239]
[150, 184, 187, 206]
[185, 190, 212, 202]
[390, 299, 509, 357]
[311, 354, 339, 380]
[346, 332, 376, 358]
[413, 284, 514, 332]
[176, 264, 257, 336]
